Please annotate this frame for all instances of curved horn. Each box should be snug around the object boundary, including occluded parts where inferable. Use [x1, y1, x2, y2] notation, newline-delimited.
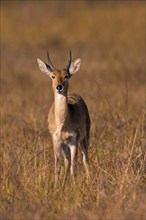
[47, 51, 55, 71]
[65, 50, 72, 71]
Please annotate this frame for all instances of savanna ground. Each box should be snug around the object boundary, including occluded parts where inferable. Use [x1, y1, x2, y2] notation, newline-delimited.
[0, 1, 145, 219]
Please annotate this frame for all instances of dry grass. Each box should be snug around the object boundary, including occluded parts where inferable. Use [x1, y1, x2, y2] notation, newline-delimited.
[0, 1, 145, 219]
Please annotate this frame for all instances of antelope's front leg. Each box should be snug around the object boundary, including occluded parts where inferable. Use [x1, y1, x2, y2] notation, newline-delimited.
[69, 142, 78, 184]
[62, 144, 71, 187]
[52, 138, 62, 189]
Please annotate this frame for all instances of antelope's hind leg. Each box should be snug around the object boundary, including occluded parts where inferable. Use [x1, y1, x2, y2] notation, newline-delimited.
[80, 138, 90, 180]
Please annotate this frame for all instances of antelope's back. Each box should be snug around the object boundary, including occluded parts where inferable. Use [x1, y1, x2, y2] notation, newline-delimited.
[67, 93, 90, 139]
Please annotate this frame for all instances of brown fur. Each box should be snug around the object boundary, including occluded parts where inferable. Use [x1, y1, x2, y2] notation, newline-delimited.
[48, 93, 90, 144]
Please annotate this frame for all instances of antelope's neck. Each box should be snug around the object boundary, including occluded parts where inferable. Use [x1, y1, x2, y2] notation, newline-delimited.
[54, 93, 69, 127]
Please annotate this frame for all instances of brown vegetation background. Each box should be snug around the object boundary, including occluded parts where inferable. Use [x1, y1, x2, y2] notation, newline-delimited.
[1, 1, 145, 219]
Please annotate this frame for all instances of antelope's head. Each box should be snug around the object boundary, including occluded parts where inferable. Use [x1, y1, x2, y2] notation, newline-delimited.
[37, 51, 81, 95]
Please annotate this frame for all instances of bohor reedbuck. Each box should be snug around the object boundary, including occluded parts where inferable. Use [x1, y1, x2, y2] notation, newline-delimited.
[37, 51, 90, 188]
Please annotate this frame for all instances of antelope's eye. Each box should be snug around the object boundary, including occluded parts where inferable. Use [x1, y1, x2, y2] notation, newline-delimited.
[64, 75, 68, 79]
[51, 76, 55, 79]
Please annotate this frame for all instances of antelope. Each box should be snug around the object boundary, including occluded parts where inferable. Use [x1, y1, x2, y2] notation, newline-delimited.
[37, 51, 90, 188]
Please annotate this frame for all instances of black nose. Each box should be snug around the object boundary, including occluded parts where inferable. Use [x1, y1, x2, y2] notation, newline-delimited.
[56, 84, 63, 91]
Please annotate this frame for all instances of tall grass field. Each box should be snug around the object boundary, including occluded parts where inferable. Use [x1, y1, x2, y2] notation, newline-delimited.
[1, 1, 145, 219]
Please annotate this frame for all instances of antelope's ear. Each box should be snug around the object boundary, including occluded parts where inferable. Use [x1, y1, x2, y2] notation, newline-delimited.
[69, 59, 81, 75]
[37, 58, 52, 76]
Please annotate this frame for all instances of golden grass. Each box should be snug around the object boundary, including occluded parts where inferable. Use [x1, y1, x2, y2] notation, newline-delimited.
[1, 1, 145, 219]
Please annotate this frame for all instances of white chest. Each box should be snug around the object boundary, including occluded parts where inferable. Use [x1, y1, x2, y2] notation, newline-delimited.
[51, 128, 77, 146]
